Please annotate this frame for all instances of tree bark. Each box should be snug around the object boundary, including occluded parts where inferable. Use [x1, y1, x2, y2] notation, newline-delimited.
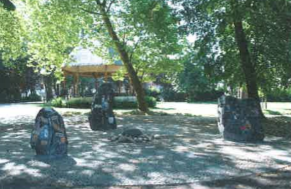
[231, 0, 265, 118]
[44, 75, 53, 102]
[97, 4, 149, 112]
[233, 21, 259, 99]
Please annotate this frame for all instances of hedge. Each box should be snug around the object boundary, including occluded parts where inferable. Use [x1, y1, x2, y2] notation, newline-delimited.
[48, 96, 156, 109]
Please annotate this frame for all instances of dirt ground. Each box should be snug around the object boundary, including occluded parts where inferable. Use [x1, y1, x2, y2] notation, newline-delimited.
[0, 103, 290, 189]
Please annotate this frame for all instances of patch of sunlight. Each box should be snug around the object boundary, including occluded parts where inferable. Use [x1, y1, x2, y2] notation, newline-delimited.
[24, 168, 43, 177]
[81, 170, 94, 176]
[148, 172, 167, 183]
[80, 152, 95, 159]
[74, 158, 103, 168]
[28, 161, 50, 168]
[155, 155, 165, 160]
[260, 149, 291, 162]
[274, 156, 291, 163]
[0, 159, 10, 164]
[69, 136, 82, 141]
[92, 143, 108, 150]
[174, 146, 189, 153]
[185, 152, 199, 158]
[74, 157, 88, 167]
[220, 147, 260, 159]
[118, 163, 136, 172]
[2, 162, 43, 177]
[67, 170, 77, 174]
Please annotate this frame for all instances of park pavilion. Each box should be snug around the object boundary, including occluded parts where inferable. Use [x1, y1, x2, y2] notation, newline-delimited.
[62, 47, 128, 96]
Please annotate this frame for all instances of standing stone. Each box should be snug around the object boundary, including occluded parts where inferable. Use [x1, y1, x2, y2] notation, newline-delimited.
[30, 108, 68, 157]
[89, 83, 117, 131]
[218, 95, 264, 142]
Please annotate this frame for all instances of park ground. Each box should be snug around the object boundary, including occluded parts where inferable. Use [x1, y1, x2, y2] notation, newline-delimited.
[0, 102, 290, 189]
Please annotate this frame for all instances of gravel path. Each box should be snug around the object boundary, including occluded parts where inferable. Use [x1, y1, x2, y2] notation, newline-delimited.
[0, 103, 290, 189]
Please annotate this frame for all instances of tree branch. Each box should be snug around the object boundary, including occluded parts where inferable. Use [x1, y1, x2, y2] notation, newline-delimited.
[122, 33, 127, 45]
[95, 0, 106, 6]
[135, 61, 144, 75]
[95, 0, 101, 6]
[106, 0, 115, 12]
[80, 7, 102, 15]
[129, 40, 140, 62]
[140, 70, 146, 82]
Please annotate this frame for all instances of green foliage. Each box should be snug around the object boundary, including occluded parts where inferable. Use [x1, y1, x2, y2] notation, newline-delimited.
[114, 96, 157, 109]
[21, 93, 41, 102]
[123, 0, 183, 82]
[160, 87, 186, 102]
[145, 88, 160, 99]
[176, 54, 224, 102]
[0, 64, 21, 103]
[0, 56, 40, 103]
[4, 0, 182, 82]
[65, 97, 92, 109]
[50, 97, 64, 108]
[175, 0, 291, 93]
[48, 96, 156, 109]
[145, 96, 157, 108]
[63, 76, 95, 97]
[0, 90, 21, 103]
[264, 110, 282, 116]
[0, 6, 25, 62]
[186, 90, 224, 102]
[114, 98, 137, 109]
[266, 89, 291, 102]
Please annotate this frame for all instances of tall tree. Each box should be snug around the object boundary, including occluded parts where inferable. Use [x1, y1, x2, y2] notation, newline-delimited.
[174, 0, 291, 117]
[229, 0, 263, 116]
[95, 0, 148, 111]
[0, 4, 24, 62]
[20, 0, 180, 112]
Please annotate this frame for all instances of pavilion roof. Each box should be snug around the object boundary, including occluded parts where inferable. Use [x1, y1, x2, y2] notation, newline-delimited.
[62, 47, 123, 78]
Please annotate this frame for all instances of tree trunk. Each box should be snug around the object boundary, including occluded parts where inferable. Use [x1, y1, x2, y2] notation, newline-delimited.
[231, 1, 265, 118]
[44, 75, 53, 102]
[97, 5, 148, 112]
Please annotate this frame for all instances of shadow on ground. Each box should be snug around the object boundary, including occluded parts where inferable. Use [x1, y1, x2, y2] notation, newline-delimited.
[0, 114, 290, 189]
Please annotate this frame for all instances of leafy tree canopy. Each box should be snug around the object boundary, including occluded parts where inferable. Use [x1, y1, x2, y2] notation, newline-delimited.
[174, 0, 291, 93]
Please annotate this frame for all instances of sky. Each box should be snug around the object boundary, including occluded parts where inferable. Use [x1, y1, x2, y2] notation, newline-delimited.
[187, 34, 197, 43]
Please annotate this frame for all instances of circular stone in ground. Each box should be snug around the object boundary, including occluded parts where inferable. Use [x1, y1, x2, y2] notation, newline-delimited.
[122, 128, 143, 137]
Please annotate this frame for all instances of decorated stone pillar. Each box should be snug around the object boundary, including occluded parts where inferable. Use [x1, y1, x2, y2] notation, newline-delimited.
[89, 83, 117, 131]
[30, 108, 68, 158]
[218, 95, 265, 142]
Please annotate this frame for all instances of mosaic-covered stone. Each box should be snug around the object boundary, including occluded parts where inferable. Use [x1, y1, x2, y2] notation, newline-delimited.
[89, 83, 117, 131]
[218, 95, 265, 142]
[30, 108, 68, 157]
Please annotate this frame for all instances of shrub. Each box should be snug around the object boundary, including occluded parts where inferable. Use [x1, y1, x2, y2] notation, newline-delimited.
[51, 97, 64, 108]
[114, 100, 137, 109]
[145, 88, 161, 99]
[266, 89, 291, 102]
[49, 96, 157, 109]
[66, 97, 92, 109]
[145, 96, 157, 108]
[21, 93, 41, 102]
[113, 96, 157, 109]
[161, 87, 186, 102]
[29, 93, 41, 101]
[186, 90, 224, 102]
